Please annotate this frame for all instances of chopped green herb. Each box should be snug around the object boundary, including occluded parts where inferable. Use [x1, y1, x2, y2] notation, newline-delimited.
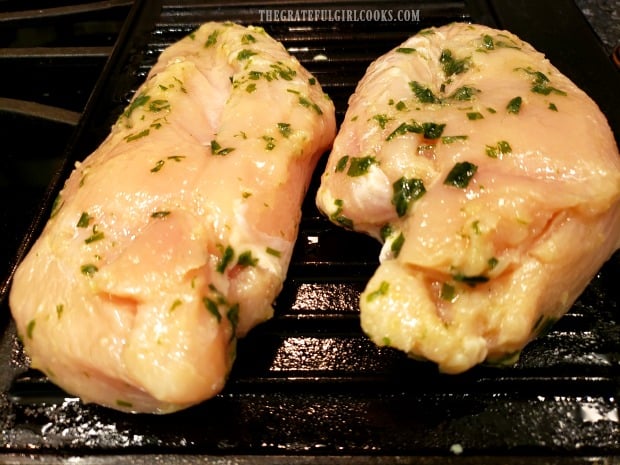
[396, 47, 416, 54]
[237, 49, 257, 61]
[210, 140, 235, 156]
[227, 304, 240, 335]
[245, 83, 257, 93]
[516, 67, 567, 96]
[392, 177, 426, 217]
[409, 81, 440, 104]
[497, 140, 512, 154]
[149, 99, 170, 112]
[366, 281, 390, 302]
[50, 194, 64, 219]
[84, 228, 104, 244]
[471, 220, 481, 235]
[440, 283, 456, 302]
[485, 140, 512, 158]
[532, 82, 565, 95]
[441, 135, 468, 144]
[372, 114, 391, 129]
[124, 129, 150, 142]
[387, 122, 415, 140]
[151, 211, 170, 218]
[56, 304, 64, 318]
[481, 34, 494, 50]
[76, 212, 92, 228]
[216, 246, 235, 273]
[170, 299, 182, 312]
[208, 283, 228, 305]
[262, 135, 276, 150]
[466, 112, 484, 120]
[495, 34, 521, 50]
[386, 121, 423, 141]
[548, 102, 558, 111]
[241, 33, 256, 44]
[308, 77, 316, 85]
[487, 107, 497, 114]
[172, 76, 187, 93]
[237, 250, 258, 267]
[248, 70, 262, 80]
[395, 100, 407, 111]
[266, 247, 281, 257]
[449, 86, 480, 101]
[151, 159, 165, 172]
[277, 122, 292, 138]
[335, 216, 355, 229]
[488, 257, 499, 270]
[506, 96, 522, 114]
[298, 96, 323, 115]
[329, 199, 354, 229]
[168, 155, 185, 162]
[80, 264, 98, 276]
[335, 155, 349, 172]
[422, 122, 446, 139]
[347, 156, 376, 177]
[391, 233, 405, 257]
[205, 30, 219, 47]
[203, 297, 222, 322]
[444, 161, 478, 188]
[270, 63, 296, 80]
[26, 319, 35, 339]
[380, 224, 393, 241]
[124, 93, 150, 118]
[440, 49, 470, 76]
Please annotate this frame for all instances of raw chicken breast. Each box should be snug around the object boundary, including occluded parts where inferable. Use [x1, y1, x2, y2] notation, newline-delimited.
[10, 22, 335, 412]
[316, 23, 620, 373]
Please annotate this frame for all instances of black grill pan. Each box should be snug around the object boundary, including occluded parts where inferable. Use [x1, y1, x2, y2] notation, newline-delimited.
[1, 0, 619, 463]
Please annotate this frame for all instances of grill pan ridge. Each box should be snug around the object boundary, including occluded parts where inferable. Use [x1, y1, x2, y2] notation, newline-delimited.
[1, 0, 619, 463]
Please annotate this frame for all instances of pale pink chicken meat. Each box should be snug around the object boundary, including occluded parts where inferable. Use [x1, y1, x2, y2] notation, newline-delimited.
[316, 23, 620, 373]
[9, 22, 335, 413]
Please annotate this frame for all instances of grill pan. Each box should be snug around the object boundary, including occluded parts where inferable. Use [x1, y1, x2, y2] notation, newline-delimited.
[1, 0, 619, 463]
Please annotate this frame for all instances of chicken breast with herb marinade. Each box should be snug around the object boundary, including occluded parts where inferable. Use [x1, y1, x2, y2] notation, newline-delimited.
[316, 23, 620, 373]
[10, 22, 336, 413]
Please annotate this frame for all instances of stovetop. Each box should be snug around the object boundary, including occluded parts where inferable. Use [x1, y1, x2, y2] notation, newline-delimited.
[1, 1, 619, 463]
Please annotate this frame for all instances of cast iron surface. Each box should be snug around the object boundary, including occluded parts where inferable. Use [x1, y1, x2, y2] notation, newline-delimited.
[1, 0, 619, 463]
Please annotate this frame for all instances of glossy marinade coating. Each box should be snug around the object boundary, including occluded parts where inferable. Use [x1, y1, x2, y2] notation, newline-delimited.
[316, 23, 620, 373]
[10, 22, 336, 413]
